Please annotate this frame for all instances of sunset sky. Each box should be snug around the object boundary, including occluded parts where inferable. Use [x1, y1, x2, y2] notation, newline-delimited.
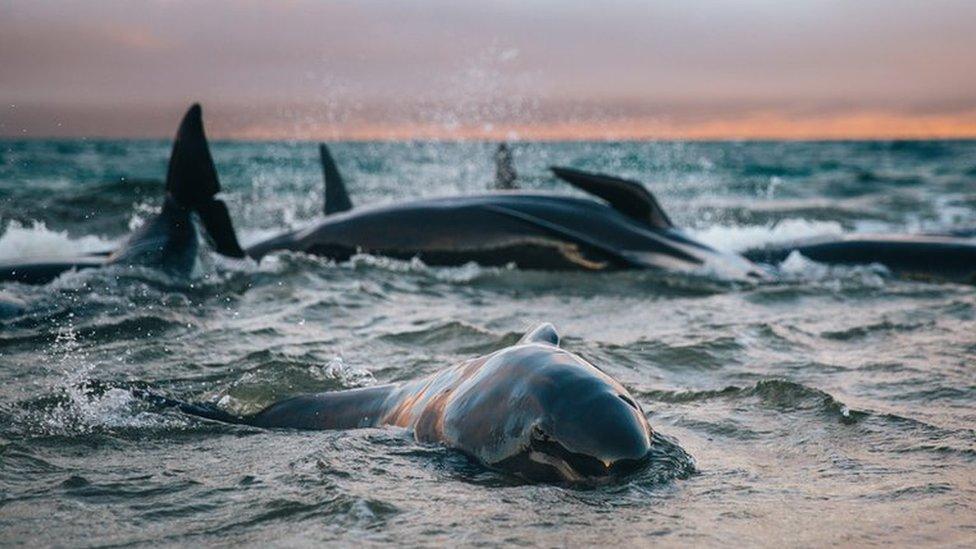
[2, 0, 975, 140]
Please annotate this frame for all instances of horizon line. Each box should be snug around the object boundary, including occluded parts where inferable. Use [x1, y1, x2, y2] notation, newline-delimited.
[4, 110, 976, 141]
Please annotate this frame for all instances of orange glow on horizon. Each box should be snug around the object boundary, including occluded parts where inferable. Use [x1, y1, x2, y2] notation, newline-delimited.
[227, 111, 976, 141]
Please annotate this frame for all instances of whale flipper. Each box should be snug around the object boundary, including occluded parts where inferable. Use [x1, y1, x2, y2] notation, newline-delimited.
[519, 323, 560, 346]
[550, 167, 673, 229]
[482, 204, 643, 269]
[320, 144, 353, 215]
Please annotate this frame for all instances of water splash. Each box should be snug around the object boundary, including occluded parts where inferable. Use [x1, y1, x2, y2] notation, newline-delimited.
[38, 321, 180, 433]
[0, 220, 115, 260]
[690, 218, 845, 253]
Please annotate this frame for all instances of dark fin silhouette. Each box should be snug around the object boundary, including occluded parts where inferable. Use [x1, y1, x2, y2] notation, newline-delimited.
[130, 386, 254, 426]
[550, 167, 673, 229]
[166, 104, 220, 208]
[166, 104, 245, 258]
[519, 323, 560, 346]
[494, 142, 518, 190]
[320, 144, 352, 215]
[196, 199, 245, 258]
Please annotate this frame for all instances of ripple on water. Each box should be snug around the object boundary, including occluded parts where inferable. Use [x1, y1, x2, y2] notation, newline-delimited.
[3, 140, 976, 545]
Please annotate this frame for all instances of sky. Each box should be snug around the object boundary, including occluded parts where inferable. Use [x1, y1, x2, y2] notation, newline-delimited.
[2, 0, 976, 140]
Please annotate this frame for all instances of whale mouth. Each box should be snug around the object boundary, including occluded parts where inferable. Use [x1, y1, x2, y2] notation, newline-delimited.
[528, 435, 648, 481]
[495, 429, 649, 484]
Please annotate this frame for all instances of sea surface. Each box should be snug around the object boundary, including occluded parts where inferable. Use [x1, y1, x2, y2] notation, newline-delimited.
[1, 139, 974, 546]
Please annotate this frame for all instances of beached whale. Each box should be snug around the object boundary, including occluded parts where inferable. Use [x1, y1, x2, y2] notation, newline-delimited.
[139, 323, 660, 484]
[0, 104, 244, 287]
[743, 233, 976, 284]
[236, 145, 764, 280]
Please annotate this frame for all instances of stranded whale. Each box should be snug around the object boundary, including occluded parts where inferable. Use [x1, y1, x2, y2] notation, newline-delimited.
[140, 323, 660, 484]
[743, 233, 976, 284]
[236, 145, 765, 280]
[0, 104, 244, 287]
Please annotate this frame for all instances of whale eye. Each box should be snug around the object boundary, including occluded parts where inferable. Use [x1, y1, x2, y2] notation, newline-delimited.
[618, 394, 640, 411]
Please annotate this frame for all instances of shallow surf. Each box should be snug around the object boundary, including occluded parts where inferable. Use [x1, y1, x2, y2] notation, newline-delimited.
[1, 139, 974, 545]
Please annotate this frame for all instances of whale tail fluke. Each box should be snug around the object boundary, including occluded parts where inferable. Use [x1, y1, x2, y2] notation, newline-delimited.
[320, 143, 353, 215]
[195, 199, 246, 259]
[166, 104, 246, 258]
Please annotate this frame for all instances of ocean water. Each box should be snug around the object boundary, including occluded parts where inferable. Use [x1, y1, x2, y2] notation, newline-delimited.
[1, 139, 975, 546]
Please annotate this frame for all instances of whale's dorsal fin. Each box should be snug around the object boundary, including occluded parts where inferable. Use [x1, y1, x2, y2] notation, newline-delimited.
[320, 144, 352, 215]
[519, 323, 560, 346]
[166, 104, 219, 208]
[550, 167, 673, 229]
[167, 104, 245, 258]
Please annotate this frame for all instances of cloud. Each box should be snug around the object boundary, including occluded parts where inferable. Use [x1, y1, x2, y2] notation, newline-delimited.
[1, 0, 975, 137]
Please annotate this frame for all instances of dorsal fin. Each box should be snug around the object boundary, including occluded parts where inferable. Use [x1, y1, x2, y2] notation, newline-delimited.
[493, 142, 518, 190]
[166, 104, 220, 208]
[550, 166, 673, 229]
[518, 323, 560, 346]
[320, 143, 352, 215]
[166, 104, 245, 258]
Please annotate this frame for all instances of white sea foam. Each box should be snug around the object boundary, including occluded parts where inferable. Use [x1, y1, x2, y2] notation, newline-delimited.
[37, 323, 184, 433]
[0, 220, 117, 260]
[690, 218, 845, 252]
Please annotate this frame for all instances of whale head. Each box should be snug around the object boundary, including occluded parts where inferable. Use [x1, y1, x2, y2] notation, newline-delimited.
[513, 376, 653, 484]
[444, 324, 653, 484]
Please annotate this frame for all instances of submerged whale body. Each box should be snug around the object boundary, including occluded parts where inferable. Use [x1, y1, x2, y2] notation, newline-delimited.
[744, 233, 976, 284]
[143, 324, 660, 484]
[239, 145, 765, 280]
[0, 104, 243, 287]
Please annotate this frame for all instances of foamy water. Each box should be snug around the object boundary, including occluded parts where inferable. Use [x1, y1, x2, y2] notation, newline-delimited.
[0, 220, 116, 260]
[1, 139, 975, 546]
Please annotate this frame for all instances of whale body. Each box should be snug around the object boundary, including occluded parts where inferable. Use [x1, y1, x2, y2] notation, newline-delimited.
[236, 147, 764, 280]
[143, 324, 657, 484]
[744, 233, 976, 284]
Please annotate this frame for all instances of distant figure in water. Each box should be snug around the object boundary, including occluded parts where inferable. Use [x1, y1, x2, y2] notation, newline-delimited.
[494, 142, 518, 189]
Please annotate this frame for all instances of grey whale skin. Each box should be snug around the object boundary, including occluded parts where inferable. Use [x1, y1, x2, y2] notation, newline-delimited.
[242, 145, 976, 283]
[0, 104, 243, 286]
[145, 324, 656, 484]
[744, 233, 976, 284]
[242, 146, 765, 281]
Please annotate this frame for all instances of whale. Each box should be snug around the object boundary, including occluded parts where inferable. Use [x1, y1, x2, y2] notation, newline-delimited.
[192, 138, 976, 284]
[138, 323, 660, 484]
[743, 233, 976, 284]
[0, 104, 244, 287]
[234, 145, 765, 280]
